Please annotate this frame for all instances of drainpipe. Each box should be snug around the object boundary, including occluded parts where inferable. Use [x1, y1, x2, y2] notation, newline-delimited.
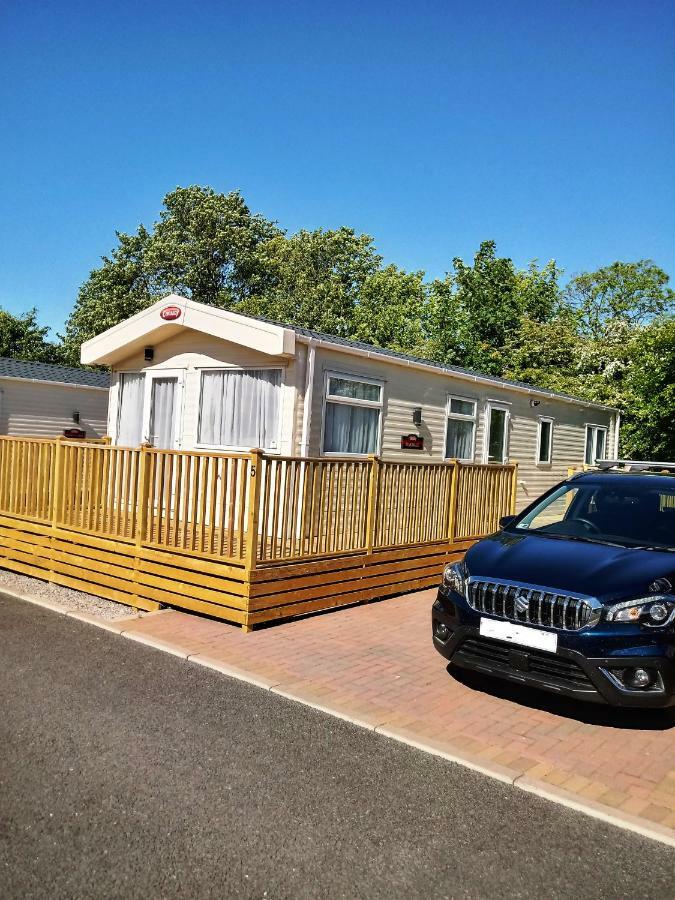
[299, 340, 316, 458]
[613, 411, 621, 458]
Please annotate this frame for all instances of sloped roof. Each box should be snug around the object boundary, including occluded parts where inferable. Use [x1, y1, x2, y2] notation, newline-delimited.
[239, 316, 619, 413]
[81, 294, 617, 412]
[0, 357, 109, 389]
[80, 295, 295, 366]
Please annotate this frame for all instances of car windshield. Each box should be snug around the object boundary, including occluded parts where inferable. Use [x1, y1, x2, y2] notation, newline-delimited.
[512, 480, 675, 550]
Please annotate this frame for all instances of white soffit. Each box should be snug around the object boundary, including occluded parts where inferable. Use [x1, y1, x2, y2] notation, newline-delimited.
[80, 295, 296, 365]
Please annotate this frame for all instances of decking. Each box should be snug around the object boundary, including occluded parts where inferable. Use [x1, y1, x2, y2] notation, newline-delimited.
[0, 437, 517, 629]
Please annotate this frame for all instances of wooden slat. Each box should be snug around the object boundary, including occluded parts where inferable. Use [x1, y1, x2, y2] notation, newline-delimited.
[0, 436, 515, 629]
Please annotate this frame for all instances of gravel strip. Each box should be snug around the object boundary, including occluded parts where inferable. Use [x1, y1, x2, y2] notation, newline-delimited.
[0, 569, 140, 620]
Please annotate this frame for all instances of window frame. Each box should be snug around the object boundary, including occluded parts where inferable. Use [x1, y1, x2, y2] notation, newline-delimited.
[584, 423, 609, 467]
[483, 401, 511, 464]
[444, 394, 477, 462]
[195, 365, 284, 452]
[536, 416, 554, 466]
[320, 370, 384, 457]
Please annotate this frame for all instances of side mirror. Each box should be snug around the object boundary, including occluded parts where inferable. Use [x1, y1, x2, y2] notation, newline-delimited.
[499, 515, 516, 528]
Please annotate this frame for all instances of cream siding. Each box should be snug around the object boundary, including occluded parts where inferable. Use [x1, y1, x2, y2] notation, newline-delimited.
[105, 324, 616, 509]
[307, 346, 614, 509]
[292, 342, 309, 455]
[0, 379, 108, 439]
[111, 329, 299, 453]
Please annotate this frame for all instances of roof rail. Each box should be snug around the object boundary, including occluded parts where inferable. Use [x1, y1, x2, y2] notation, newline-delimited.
[596, 459, 675, 473]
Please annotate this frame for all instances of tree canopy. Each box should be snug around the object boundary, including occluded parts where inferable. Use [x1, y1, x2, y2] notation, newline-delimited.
[3, 184, 672, 459]
[0, 308, 62, 363]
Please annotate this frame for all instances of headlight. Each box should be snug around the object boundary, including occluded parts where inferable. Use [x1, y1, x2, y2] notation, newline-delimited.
[443, 561, 467, 596]
[605, 595, 675, 626]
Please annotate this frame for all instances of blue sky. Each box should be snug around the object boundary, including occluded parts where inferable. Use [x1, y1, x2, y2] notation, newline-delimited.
[1, 0, 673, 335]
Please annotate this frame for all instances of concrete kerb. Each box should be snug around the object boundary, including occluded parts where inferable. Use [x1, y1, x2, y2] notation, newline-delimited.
[0, 586, 75, 615]
[6, 589, 675, 850]
[515, 776, 675, 849]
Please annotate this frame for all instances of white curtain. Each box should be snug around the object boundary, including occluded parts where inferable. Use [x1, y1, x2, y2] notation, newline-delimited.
[323, 402, 379, 454]
[149, 378, 176, 449]
[198, 369, 281, 448]
[446, 419, 474, 459]
[117, 373, 145, 446]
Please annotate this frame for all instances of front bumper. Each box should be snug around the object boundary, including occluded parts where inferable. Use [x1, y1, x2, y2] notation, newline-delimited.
[432, 589, 675, 708]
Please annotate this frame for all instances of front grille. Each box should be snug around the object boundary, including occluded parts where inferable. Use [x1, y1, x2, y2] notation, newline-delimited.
[455, 637, 594, 689]
[466, 579, 597, 631]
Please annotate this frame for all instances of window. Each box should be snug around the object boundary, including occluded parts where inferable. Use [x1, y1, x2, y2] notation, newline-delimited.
[585, 425, 608, 466]
[198, 368, 281, 449]
[537, 417, 553, 465]
[445, 396, 476, 460]
[518, 485, 580, 531]
[117, 372, 145, 446]
[514, 482, 675, 550]
[486, 404, 509, 463]
[322, 373, 382, 455]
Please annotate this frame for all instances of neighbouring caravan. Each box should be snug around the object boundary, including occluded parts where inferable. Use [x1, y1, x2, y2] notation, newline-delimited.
[0, 357, 108, 439]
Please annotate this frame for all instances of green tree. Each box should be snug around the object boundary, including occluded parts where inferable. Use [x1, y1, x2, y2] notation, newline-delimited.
[350, 265, 429, 355]
[506, 259, 675, 458]
[621, 318, 675, 460]
[61, 187, 279, 362]
[142, 185, 280, 303]
[0, 308, 61, 363]
[503, 306, 582, 394]
[239, 227, 381, 337]
[561, 261, 674, 411]
[425, 242, 561, 376]
[567, 260, 674, 339]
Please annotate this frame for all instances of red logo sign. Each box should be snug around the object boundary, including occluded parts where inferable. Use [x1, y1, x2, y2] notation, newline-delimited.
[160, 305, 182, 321]
[401, 434, 424, 450]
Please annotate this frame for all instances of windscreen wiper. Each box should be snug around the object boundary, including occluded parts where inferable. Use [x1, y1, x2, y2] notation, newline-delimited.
[550, 534, 627, 548]
[623, 544, 675, 553]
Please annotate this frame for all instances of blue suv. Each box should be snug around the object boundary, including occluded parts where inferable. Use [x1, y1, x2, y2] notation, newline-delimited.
[432, 464, 675, 707]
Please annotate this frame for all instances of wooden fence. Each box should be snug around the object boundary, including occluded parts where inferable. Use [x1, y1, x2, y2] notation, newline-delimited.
[0, 437, 517, 629]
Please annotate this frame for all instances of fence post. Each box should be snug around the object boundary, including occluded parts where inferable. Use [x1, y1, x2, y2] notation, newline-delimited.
[510, 461, 519, 514]
[136, 446, 151, 547]
[241, 449, 263, 634]
[48, 438, 65, 583]
[130, 446, 154, 610]
[365, 454, 381, 555]
[245, 448, 263, 573]
[447, 461, 459, 544]
[51, 438, 65, 530]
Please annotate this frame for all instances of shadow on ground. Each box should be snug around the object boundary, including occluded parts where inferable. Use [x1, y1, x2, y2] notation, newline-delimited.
[448, 665, 675, 731]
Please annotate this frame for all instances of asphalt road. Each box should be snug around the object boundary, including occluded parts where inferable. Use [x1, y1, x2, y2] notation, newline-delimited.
[1, 596, 673, 900]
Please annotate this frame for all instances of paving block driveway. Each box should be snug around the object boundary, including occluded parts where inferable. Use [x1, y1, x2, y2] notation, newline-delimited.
[116, 589, 675, 840]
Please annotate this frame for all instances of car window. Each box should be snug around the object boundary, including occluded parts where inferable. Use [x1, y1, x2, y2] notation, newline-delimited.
[515, 480, 675, 549]
[522, 489, 578, 530]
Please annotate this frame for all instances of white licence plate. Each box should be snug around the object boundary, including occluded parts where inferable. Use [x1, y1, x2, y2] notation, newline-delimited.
[479, 617, 558, 653]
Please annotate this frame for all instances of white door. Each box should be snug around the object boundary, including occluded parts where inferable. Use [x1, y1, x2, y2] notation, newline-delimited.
[485, 404, 510, 463]
[149, 378, 177, 449]
[142, 371, 184, 449]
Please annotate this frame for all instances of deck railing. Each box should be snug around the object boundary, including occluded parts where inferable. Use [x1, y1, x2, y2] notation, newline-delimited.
[0, 437, 517, 568]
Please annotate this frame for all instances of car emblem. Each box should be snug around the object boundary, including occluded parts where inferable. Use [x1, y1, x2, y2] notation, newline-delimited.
[515, 592, 530, 615]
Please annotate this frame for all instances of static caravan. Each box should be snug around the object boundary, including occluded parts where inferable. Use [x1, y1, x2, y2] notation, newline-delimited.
[0, 357, 109, 439]
[81, 295, 619, 510]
